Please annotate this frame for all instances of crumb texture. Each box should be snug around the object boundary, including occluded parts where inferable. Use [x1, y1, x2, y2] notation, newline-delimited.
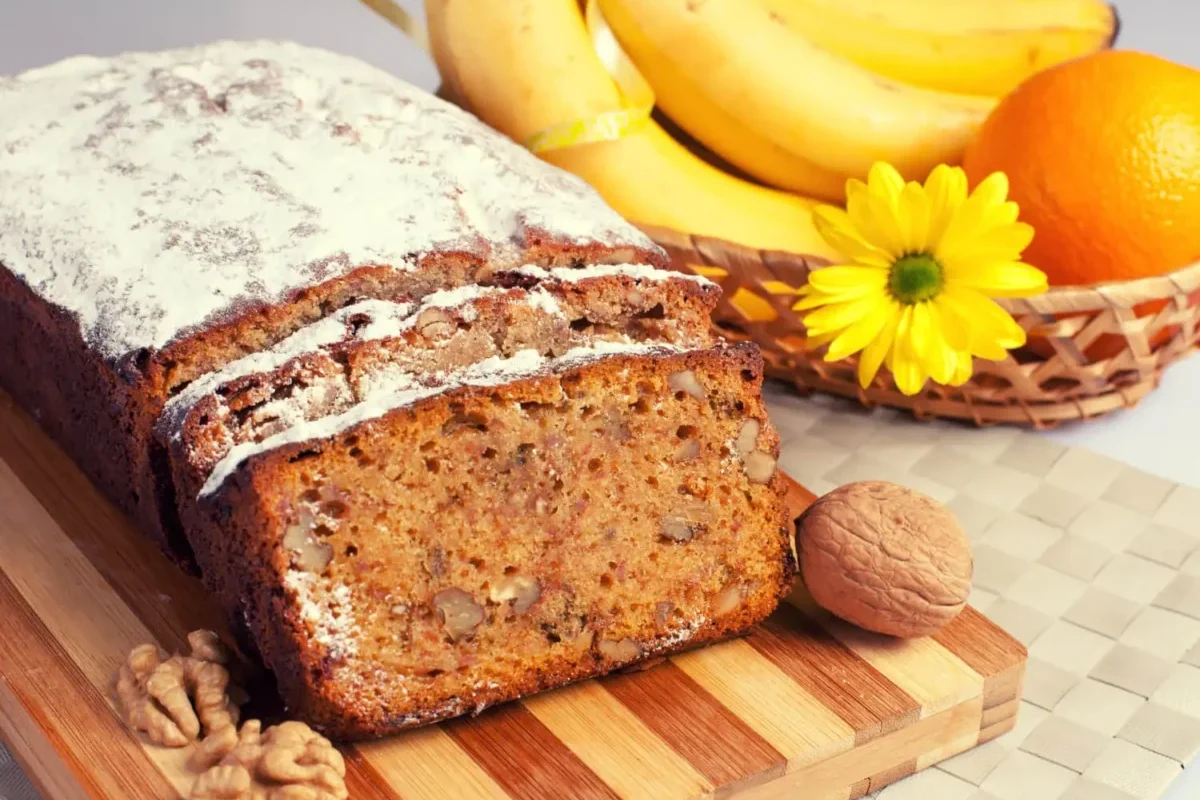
[0, 40, 654, 362]
[184, 345, 792, 737]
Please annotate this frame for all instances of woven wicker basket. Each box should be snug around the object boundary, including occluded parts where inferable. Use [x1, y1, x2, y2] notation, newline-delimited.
[641, 224, 1200, 427]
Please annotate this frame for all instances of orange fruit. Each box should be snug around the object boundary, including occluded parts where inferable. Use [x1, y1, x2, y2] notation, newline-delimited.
[963, 50, 1200, 359]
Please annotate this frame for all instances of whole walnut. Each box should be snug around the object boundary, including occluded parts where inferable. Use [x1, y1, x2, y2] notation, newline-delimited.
[797, 481, 972, 638]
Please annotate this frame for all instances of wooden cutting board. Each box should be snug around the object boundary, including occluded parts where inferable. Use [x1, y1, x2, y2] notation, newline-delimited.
[0, 387, 1026, 800]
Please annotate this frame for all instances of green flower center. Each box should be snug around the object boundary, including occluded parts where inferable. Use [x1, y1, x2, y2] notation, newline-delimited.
[889, 253, 944, 304]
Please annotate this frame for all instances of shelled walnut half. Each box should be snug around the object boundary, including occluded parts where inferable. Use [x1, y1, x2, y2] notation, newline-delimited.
[189, 720, 348, 800]
[114, 630, 244, 747]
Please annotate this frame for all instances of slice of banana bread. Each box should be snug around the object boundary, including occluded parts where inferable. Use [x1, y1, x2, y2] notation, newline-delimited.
[170, 336, 792, 739]
[158, 266, 719, 501]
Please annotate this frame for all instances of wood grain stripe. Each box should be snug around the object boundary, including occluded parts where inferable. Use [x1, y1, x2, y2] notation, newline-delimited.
[0, 394, 224, 650]
[342, 750, 405, 800]
[603, 660, 785, 792]
[915, 725, 979, 771]
[978, 715, 1019, 744]
[0, 459, 203, 796]
[359, 725, 511, 800]
[672, 639, 855, 768]
[867, 758, 916, 794]
[446, 703, 615, 800]
[788, 587, 983, 718]
[0, 568, 179, 800]
[738, 697, 983, 800]
[523, 681, 711, 799]
[934, 606, 1028, 708]
[750, 604, 920, 743]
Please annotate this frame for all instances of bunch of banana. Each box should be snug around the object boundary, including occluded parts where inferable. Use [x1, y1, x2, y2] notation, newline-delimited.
[596, 0, 1115, 202]
[760, 0, 1119, 99]
[424, 0, 1115, 255]
[425, 0, 840, 258]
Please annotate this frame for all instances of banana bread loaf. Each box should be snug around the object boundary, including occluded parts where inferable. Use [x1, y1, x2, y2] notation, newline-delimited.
[0, 39, 660, 564]
[0, 40, 795, 739]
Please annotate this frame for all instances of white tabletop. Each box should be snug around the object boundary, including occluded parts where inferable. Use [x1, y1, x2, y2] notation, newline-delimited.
[0, 0, 1197, 796]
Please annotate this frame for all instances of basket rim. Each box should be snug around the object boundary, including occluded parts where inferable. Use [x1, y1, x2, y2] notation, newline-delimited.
[637, 222, 1200, 309]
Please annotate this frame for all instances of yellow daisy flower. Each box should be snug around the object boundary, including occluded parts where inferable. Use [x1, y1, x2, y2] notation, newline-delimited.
[795, 162, 1049, 396]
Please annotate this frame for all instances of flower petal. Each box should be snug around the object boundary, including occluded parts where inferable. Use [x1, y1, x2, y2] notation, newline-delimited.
[805, 329, 840, 348]
[948, 349, 974, 386]
[825, 296, 890, 361]
[898, 181, 932, 256]
[942, 286, 1029, 354]
[913, 301, 956, 385]
[924, 165, 968, 244]
[888, 306, 930, 396]
[802, 293, 886, 335]
[807, 265, 888, 294]
[868, 162, 906, 206]
[931, 294, 971, 351]
[939, 220, 1034, 266]
[812, 206, 893, 267]
[935, 171, 1012, 262]
[793, 291, 836, 311]
[847, 184, 905, 259]
[857, 301, 901, 388]
[946, 260, 1049, 298]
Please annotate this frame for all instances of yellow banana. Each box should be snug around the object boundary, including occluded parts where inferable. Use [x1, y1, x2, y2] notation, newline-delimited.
[760, 0, 1117, 98]
[596, 0, 847, 202]
[424, 0, 840, 258]
[596, 0, 995, 183]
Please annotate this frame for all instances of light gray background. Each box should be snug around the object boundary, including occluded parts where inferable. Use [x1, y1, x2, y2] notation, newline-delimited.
[0, 1, 1197, 797]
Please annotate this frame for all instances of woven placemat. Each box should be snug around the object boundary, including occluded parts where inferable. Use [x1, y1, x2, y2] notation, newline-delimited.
[764, 386, 1200, 800]
[2, 386, 1197, 800]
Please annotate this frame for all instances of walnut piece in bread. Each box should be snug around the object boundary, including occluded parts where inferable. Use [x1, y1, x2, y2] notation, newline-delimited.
[189, 720, 347, 800]
[114, 630, 242, 747]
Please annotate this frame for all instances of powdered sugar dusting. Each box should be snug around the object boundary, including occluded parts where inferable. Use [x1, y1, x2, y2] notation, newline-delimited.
[284, 570, 359, 660]
[199, 339, 686, 496]
[516, 263, 713, 287]
[158, 298, 415, 439]
[158, 282, 578, 442]
[0, 40, 656, 363]
[650, 614, 707, 652]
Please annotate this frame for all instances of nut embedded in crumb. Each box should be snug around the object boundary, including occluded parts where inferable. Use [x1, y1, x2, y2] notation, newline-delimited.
[432, 587, 485, 640]
[735, 419, 760, 456]
[659, 501, 713, 542]
[598, 637, 641, 664]
[114, 631, 243, 747]
[677, 440, 701, 461]
[743, 451, 777, 484]
[415, 307, 455, 339]
[659, 517, 698, 542]
[488, 574, 541, 613]
[282, 520, 333, 574]
[189, 719, 347, 800]
[654, 601, 675, 631]
[667, 370, 705, 399]
[712, 583, 743, 617]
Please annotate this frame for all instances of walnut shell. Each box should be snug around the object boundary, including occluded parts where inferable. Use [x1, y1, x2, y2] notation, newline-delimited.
[797, 481, 972, 638]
